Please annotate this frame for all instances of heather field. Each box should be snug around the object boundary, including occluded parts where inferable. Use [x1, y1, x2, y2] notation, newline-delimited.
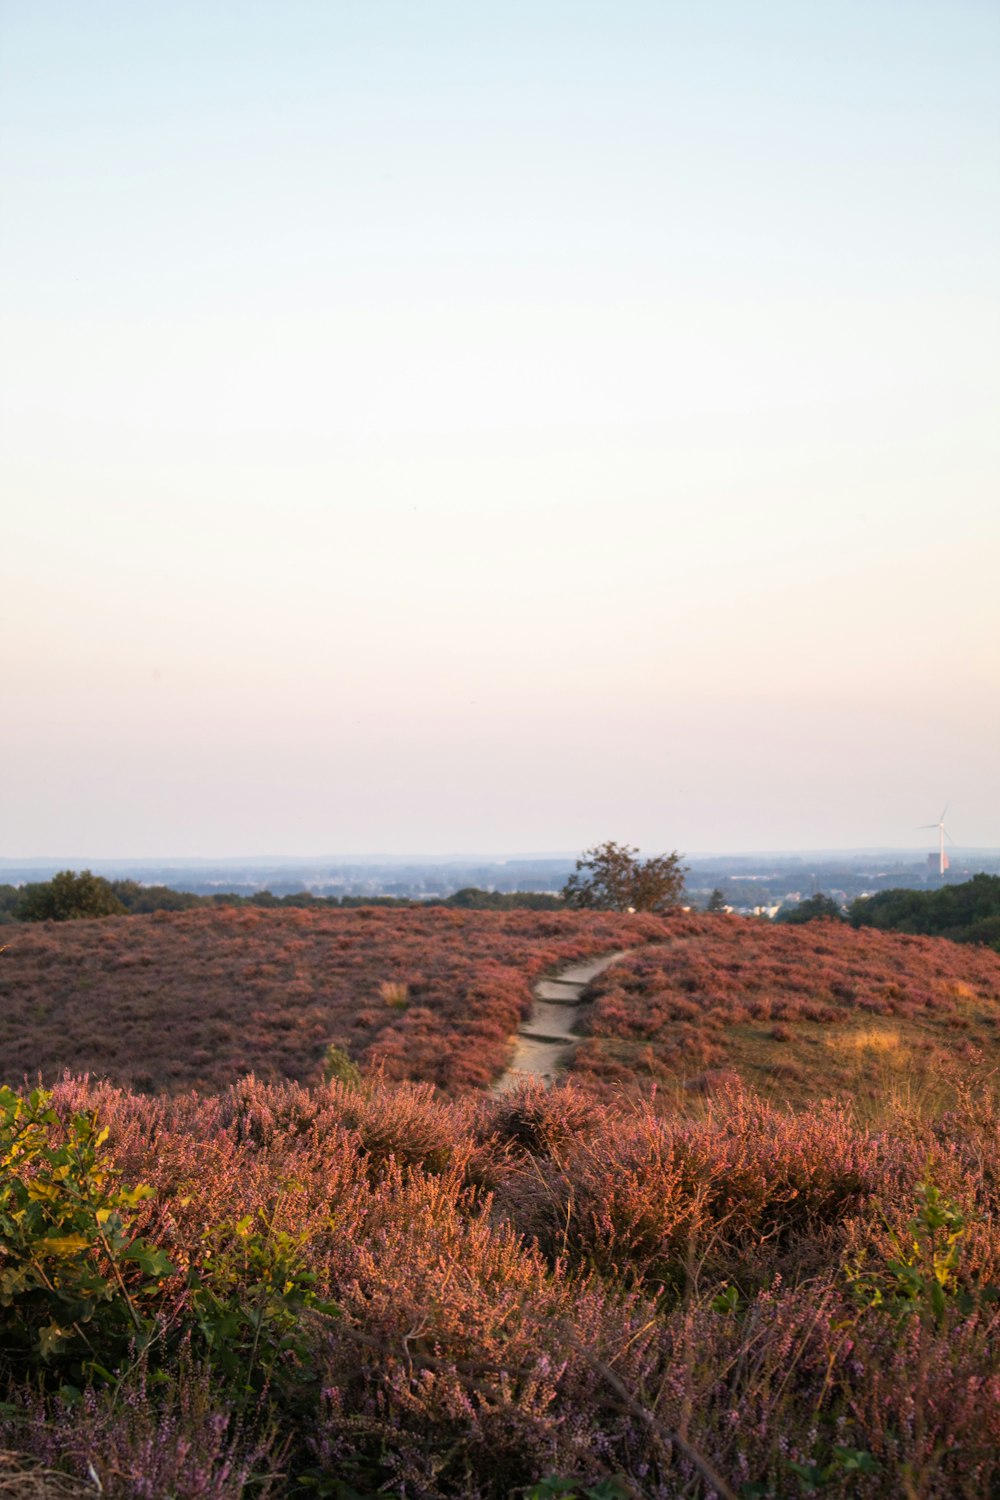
[4, 907, 1000, 1109]
[0, 1074, 997, 1498]
[2, 910, 1000, 1496]
[571, 914, 1000, 1112]
[0, 906, 669, 1095]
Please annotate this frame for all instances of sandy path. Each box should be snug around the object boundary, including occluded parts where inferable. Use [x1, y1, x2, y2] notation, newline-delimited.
[492, 950, 629, 1094]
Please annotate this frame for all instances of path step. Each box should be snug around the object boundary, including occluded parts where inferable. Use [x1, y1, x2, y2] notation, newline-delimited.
[534, 982, 585, 1001]
[492, 949, 631, 1095]
[552, 954, 628, 984]
[517, 1028, 576, 1044]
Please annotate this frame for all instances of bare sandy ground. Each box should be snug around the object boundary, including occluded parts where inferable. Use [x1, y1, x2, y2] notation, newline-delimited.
[492, 950, 629, 1094]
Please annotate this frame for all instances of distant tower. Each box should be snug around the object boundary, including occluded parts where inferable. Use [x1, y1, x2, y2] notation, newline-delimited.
[919, 807, 952, 876]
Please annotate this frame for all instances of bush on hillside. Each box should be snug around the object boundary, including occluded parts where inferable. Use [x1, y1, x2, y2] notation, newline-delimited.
[15, 870, 126, 922]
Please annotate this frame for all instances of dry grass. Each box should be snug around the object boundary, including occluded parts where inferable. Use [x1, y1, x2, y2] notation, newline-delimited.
[571, 914, 1000, 1115]
[379, 980, 410, 1009]
[827, 1025, 905, 1055]
[0, 1454, 90, 1498]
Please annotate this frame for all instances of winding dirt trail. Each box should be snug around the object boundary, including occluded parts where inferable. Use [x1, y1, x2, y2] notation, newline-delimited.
[492, 951, 630, 1094]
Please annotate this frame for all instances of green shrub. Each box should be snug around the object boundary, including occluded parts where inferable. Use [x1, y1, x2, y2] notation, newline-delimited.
[0, 1084, 174, 1383]
[15, 870, 126, 922]
[188, 1206, 340, 1400]
[321, 1045, 362, 1088]
[848, 1176, 987, 1324]
[526, 1479, 631, 1500]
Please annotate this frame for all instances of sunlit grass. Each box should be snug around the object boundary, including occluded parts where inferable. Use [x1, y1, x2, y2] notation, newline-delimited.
[571, 917, 1000, 1123]
[826, 1025, 905, 1056]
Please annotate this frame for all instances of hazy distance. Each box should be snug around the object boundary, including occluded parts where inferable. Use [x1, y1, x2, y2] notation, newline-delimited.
[2, 3, 997, 858]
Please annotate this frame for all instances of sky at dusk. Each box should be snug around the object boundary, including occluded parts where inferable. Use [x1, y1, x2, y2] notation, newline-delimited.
[2, 1, 998, 858]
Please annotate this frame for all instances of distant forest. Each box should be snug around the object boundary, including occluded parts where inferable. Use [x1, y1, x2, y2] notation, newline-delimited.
[848, 872, 1000, 950]
[775, 876, 1000, 952]
[0, 876, 563, 924]
[4, 871, 1000, 953]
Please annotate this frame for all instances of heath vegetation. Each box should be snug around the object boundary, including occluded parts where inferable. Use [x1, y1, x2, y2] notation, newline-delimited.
[0, 906, 669, 1096]
[0, 1072, 996, 1497]
[1, 906, 998, 1495]
[570, 913, 1000, 1112]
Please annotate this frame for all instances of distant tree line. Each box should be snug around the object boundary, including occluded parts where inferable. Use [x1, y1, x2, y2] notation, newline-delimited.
[1, 850, 689, 926]
[4, 844, 693, 925]
[774, 893, 846, 926]
[0, 871, 564, 924]
[7, 866, 999, 954]
[848, 873, 1000, 950]
[771, 874, 1000, 953]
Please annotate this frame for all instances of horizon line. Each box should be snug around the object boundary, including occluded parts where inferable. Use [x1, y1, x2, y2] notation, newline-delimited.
[3, 846, 999, 866]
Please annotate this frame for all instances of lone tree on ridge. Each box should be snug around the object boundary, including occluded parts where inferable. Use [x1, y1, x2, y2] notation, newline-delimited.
[16, 870, 127, 922]
[561, 841, 686, 913]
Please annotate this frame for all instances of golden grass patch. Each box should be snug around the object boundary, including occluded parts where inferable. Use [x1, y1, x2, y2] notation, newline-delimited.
[379, 980, 410, 1009]
[827, 1026, 904, 1056]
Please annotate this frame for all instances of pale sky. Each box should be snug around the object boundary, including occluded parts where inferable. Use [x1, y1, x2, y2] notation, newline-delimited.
[2, 1, 998, 857]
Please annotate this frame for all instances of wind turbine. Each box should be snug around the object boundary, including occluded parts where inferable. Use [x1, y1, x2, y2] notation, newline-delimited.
[918, 805, 954, 876]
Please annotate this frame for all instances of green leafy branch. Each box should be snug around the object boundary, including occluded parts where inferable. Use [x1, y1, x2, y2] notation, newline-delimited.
[0, 1084, 175, 1381]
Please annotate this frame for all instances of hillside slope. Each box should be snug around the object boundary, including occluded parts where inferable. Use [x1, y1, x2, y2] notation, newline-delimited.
[571, 913, 1000, 1110]
[4, 907, 999, 1110]
[0, 905, 668, 1095]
